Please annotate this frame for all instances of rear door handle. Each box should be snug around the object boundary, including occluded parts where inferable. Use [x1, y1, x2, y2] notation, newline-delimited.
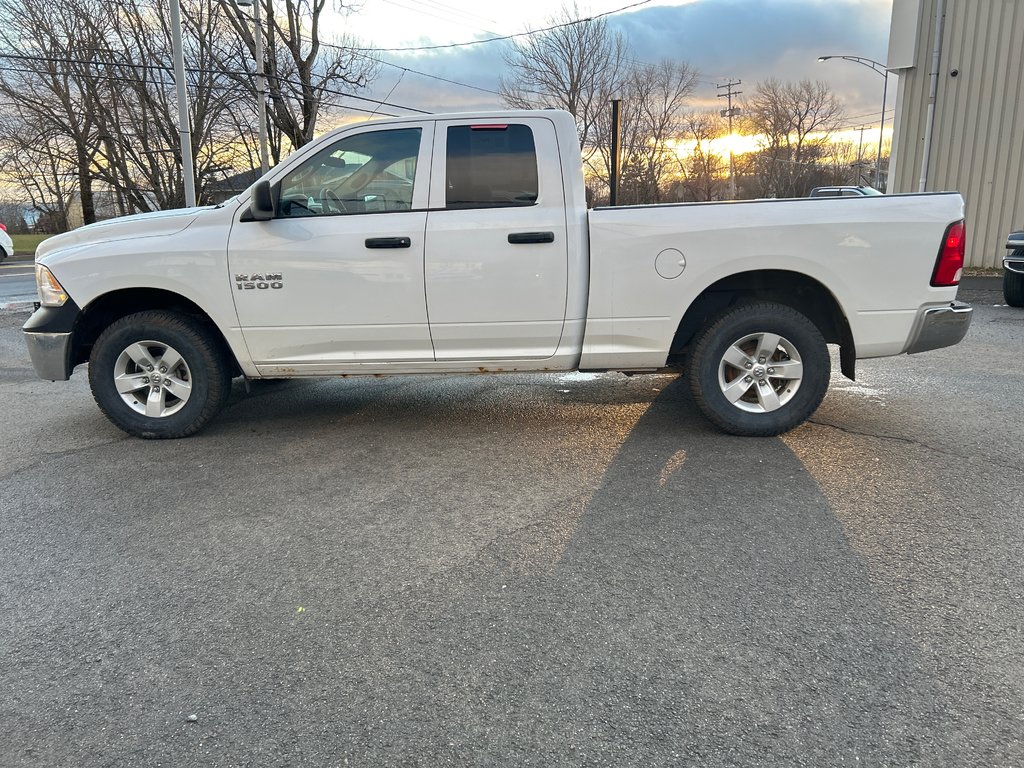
[507, 231, 555, 244]
[365, 237, 411, 249]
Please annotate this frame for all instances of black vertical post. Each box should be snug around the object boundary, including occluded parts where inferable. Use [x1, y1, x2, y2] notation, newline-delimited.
[610, 98, 621, 206]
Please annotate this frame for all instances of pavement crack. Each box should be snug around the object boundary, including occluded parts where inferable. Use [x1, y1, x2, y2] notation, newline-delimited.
[0, 437, 129, 483]
[806, 419, 1024, 472]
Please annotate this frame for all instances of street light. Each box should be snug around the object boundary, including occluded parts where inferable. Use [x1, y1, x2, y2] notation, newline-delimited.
[818, 54, 890, 191]
[235, 0, 270, 175]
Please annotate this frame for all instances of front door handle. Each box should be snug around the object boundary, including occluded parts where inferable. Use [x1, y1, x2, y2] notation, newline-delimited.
[365, 237, 411, 249]
[507, 231, 555, 245]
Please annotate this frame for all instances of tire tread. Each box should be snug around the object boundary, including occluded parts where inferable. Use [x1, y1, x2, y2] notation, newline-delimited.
[687, 302, 830, 437]
[1004, 266, 1024, 307]
[88, 310, 231, 438]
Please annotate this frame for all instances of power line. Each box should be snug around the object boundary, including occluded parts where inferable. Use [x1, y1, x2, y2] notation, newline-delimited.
[0, 52, 428, 114]
[350, 0, 653, 52]
[377, 0, 500, 35]
[203, 3, 501, 99]
[352, 51, 501, 96]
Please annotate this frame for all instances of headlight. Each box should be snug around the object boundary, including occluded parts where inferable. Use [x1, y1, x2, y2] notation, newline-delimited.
[36, 265, 68, 307]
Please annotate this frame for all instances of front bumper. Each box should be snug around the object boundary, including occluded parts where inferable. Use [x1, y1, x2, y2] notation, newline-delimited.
[23, 301, 81, 381]
[25, 331, 73, 380]
[905, 301, 973, 355]
[1004, 256, 1024, 275]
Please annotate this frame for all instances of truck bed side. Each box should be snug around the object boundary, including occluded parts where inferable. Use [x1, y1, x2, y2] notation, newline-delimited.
[581, 193, 965, 370]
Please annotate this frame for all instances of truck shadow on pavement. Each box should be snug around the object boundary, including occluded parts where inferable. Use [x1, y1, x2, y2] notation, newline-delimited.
[206, 373, 950, 764]
[336, 377, 948, 765]
[3, 372, 962, 766]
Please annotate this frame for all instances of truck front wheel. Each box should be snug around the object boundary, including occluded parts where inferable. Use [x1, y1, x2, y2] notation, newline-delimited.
[88, 311, 232, 438]
[688, 302, 830, 436]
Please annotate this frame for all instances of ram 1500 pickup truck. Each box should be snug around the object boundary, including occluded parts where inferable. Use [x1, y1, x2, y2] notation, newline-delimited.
[23, 110, 973, 439]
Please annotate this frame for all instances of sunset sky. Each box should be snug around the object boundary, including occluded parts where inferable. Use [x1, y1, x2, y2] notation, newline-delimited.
[333, 0, 896, 138]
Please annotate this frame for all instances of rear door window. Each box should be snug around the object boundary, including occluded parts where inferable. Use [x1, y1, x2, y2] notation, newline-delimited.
[445, 124, 539, 209]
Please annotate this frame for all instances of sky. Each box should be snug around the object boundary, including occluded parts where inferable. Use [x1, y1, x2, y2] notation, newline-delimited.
[324, 0, 896, 137]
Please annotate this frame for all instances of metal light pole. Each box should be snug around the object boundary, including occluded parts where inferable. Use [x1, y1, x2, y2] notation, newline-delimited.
[169, 0, 197, 207]
[818, 55, 890, 191]
[235, 0, 269, 174]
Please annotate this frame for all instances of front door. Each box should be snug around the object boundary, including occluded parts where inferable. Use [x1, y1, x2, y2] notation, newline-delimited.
[423, 118, 569, 360]
[228, 123, 434, 373]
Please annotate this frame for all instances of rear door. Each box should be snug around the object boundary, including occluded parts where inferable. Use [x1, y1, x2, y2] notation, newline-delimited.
[423, 118, 569, 360]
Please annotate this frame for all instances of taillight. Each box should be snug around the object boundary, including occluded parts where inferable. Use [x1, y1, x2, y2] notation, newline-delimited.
[931, 220, 965, 287]
[0, 223, 7, 232]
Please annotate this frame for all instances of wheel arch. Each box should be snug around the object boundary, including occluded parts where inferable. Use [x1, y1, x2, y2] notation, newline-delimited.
[668, 269, 857, 379]
[71, 288, 242, 376]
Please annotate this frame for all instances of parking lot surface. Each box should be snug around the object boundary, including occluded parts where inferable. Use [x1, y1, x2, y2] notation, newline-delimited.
[1, 285, 1022, 766]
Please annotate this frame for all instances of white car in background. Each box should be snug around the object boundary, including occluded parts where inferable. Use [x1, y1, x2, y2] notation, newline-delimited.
[0, 223, 12, 262]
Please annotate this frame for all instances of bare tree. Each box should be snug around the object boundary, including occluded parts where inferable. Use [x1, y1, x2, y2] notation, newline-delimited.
[214, 0, 379, 155]
[0, 0, 380, 226]
[86, 0, 246, 209]
[0, 116, 78, 231]
[590, 59, 699, 204]
[676, 111, 728, 202]
[499, 3, 628, 157]
[743, 78, 844, 198]
[0, 0, 108, 223]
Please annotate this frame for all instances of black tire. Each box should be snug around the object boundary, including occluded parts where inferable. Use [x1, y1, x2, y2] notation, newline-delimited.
[687, 302, 830, 437]
[88, 311, 231, 438]
[1004, 258, 1024, 307]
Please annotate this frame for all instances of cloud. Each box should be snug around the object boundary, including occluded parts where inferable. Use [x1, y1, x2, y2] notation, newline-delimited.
[352, 0, 894, 126]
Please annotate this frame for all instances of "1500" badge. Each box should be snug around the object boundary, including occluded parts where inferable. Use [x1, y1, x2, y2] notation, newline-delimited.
[235, 273, 283, 290]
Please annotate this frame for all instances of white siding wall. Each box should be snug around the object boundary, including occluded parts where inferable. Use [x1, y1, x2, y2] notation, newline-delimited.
[890, 0, 1024, 268]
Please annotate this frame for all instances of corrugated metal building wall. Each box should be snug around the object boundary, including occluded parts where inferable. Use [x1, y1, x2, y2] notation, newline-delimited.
[889, 0, 1024, 268]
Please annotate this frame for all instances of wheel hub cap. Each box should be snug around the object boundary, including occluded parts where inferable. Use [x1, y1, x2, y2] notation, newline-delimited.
[717, 332, 804, 414]
[113, 341, 192, 418]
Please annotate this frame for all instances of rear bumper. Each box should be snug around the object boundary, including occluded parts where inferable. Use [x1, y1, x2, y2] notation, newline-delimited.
[905, 301, 973, 355]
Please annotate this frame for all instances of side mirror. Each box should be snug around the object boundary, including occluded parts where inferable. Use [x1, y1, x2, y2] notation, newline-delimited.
[249, 180, 274, 220]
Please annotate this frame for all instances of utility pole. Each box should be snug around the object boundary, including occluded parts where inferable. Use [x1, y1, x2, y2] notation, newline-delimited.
[236, 0, 270, 174]
[717, 79, 742, 199]
[169, 0, 197, 207]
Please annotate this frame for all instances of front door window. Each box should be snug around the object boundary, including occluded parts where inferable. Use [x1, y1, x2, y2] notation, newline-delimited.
[278, 128, 422, 217]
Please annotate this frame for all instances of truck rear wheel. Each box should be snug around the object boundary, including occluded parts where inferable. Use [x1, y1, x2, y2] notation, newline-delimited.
[688, 302, 830, 436]
[88, 311, 231, 438]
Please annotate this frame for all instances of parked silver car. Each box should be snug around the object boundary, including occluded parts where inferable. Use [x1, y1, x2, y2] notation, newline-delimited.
[809, 185, 884, 198]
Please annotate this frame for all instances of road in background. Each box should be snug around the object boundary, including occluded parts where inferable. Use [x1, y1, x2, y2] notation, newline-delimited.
[1, 284, 1021, 767]
[0, 261, 36, 308]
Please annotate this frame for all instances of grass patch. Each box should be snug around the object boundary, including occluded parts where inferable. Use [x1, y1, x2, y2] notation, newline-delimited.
[11, 234, 51, 256]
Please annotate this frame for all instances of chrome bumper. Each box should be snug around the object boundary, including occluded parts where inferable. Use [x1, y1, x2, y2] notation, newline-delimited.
[905, 301, 973, 355]
[1004, 256, 1024, 274]
[24, 331, 73, 380]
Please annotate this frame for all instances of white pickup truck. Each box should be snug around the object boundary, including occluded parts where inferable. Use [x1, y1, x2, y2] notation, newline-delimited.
[24, 110, 973, 439]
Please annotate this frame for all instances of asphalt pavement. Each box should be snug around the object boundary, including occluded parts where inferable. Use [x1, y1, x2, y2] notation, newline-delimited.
[1, 284, 1022, 767]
